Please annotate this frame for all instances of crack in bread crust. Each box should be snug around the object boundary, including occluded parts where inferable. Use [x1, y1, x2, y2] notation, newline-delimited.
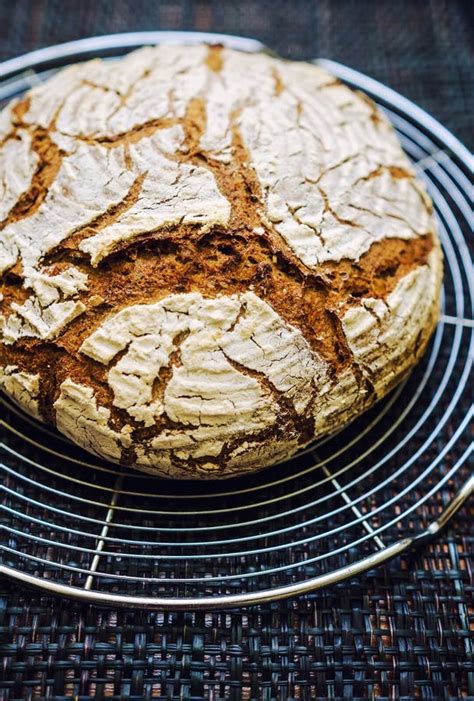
[0, 128, 64, 231]
[0, 45, 443, 478]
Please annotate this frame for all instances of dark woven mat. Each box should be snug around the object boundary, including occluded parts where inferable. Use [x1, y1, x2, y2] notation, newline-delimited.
[1, 507, 473, 700]
[0, 0, 472, 149]
[0, 1, 473, 699]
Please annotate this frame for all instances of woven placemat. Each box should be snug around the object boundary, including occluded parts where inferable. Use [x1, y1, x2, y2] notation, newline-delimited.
[1, 505, 472, 699]
[0, 0, 472, 149]
[0, 1, 472, 699]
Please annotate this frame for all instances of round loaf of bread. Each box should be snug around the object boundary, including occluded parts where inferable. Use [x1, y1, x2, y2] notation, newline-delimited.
[0, 45, 442, 478]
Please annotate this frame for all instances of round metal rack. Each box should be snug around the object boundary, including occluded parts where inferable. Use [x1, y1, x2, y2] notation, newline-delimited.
[1, 32, 472, 609]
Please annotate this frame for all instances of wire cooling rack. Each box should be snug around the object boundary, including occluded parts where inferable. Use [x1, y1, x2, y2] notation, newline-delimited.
[0, 32, 472, 609]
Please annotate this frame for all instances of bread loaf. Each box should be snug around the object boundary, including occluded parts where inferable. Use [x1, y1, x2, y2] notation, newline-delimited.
[0, 45, 442, 478]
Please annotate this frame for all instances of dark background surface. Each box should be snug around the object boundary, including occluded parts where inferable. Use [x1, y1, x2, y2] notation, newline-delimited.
[0, 2, 472, 699]
[0, 0, 473, 148]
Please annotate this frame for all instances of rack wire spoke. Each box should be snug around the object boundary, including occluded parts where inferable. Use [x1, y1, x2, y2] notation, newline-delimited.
[0, 33, 472, 608]
[84, 473, 123, 590]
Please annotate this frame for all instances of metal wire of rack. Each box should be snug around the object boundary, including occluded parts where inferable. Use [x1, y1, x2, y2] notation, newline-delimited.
[0, 32, 472, 610]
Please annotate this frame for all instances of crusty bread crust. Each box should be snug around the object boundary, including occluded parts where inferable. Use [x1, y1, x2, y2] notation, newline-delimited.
[0, 45, 443, 478]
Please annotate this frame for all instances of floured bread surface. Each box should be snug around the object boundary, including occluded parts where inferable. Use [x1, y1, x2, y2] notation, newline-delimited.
[0, 45, 442, 478]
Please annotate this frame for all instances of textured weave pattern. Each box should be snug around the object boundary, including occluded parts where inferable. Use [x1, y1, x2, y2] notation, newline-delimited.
[1, 515, 472, 700]
[0, 2, 472, 699]
[0, 0, 472, 149]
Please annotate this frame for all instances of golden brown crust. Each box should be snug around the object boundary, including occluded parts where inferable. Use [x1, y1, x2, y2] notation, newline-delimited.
[0, 45, 443, 478]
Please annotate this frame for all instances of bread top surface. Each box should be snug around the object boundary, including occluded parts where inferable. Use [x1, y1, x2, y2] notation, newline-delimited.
[0, 45, 442, 478]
